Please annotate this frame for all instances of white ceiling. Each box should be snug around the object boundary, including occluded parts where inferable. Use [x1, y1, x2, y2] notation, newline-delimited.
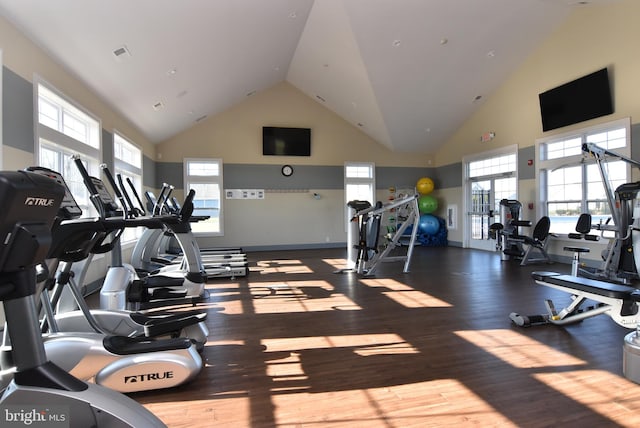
[0, 0, 620, 154]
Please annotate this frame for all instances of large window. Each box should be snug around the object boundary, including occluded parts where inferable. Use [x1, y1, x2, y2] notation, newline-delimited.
[184, 158, 223, 235]
[114, 132, 143, 242]
[537, 118, 631, 235]
[344, 162, 375, 230]
[345, 162, 375, 204]
[36, 79, 101, 217]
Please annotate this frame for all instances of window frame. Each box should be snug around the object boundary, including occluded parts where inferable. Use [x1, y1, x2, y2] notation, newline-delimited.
[535, 117, 631, 236]
[113, 130, 143, 243]
[34, 76, 102, 218]
[344, 161, 376, 231]
[184, 158, 224, 237]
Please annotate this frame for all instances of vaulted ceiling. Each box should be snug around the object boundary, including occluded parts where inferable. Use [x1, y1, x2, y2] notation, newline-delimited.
[0, 0, 620, 153]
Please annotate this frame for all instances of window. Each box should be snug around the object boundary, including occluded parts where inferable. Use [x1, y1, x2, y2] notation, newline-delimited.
[184, 158, 223, 235]
[345, 162, 375, 204]
[36, 79, 101, 217]
[114, 132, 143, 242]
[344, 162, 375, 228]
[468, 153, 517, 179]
[537, 118, 631, 235]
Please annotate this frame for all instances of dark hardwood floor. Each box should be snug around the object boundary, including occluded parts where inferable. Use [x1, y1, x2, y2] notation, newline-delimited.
[132, 246, 640, 427]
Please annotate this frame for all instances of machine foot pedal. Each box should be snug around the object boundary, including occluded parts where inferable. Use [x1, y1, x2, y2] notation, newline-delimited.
[509, 312, 549, 327]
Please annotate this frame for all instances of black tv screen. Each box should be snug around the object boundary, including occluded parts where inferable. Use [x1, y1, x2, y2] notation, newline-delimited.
[262, 127, 311, 156]
[539, 68, 613, 132]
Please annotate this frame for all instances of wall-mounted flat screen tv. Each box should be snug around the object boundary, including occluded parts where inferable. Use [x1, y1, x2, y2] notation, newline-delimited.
[262, 127, 311, 156]
[538, 68, 613, 132]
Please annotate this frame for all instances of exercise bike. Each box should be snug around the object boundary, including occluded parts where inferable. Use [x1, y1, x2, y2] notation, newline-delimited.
[0, 169, 166, 427]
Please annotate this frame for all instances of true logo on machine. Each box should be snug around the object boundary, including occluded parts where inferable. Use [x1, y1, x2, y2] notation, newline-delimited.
[24, 197, 55, 207]
[124, 371, 174, 383]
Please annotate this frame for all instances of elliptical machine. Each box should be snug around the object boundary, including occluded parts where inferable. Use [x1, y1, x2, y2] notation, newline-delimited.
[26, 166, 209, 349]
[71, 157, 209, 311]
[0, 166, 204, 394]
[0, 170, 166, 427]
[132, 183, 248, 279]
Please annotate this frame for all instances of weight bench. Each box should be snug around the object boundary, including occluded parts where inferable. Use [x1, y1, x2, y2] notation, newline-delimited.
[509, 271, 640, 328]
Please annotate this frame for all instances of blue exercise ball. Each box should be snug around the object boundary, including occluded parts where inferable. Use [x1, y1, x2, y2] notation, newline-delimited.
[418, 214, 440, 235]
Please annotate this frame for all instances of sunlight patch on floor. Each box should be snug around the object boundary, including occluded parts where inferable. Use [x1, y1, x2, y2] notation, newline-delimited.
[454, 329, 586, 368]
[205, 281, 240, 290]
[256, 259, 314, 274]
[203, 339, 245, 352]
[206, 283, 243, 314]
[271, 378, 515, 427]
[249, 280, 362, 313]
[322, 258, 350, 270]
[145, 397, 249, 427]
[263, 334, 419, 355]
[534, 370, 640, 425]
[361, 278, 452, 308]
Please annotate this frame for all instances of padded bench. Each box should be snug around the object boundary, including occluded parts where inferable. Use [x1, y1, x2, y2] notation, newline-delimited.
[531, 271, 639, 300]
[531, 271, 640, 325]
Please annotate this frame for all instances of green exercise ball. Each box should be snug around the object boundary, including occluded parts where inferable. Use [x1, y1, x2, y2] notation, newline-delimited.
[418, 195, 438, 214]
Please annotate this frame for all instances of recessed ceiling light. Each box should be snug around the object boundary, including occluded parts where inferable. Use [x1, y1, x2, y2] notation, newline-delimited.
[152, 101, 164, 111]
[473, 95, 483, 102]
[392, 40, 401, 47]
[112, 45, 131, 61]
[166, 68, 177, 77]
[440, 38, 448, 46]
[486, 50, 495, 58]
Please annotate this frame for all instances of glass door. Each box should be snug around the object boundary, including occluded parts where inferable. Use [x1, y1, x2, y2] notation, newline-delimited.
[467, 176, 518, 251]
[468, 179, 495, 251]
[463, 147, 518, 251]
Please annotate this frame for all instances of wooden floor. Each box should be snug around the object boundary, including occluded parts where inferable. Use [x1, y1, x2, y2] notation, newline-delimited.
[132, 246, 640, 427]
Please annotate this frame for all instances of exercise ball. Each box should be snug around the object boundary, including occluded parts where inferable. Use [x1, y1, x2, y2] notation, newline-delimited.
[418, 195, 438, 214]
[416, 177, 434, 195]
[418, 214, 440, 235]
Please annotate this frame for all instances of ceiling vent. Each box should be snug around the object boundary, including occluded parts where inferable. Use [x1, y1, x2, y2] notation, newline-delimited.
[112, 45, 131, 61]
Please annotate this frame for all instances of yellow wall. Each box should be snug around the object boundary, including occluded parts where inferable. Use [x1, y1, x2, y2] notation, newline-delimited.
[0, 15, 153, 284]
[434, 0, 640, 254]
[157, 82, 435, 249]
[0, 14, 155, 161]
[158, 81, 432, 167]
[436, 0, 640, 166]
